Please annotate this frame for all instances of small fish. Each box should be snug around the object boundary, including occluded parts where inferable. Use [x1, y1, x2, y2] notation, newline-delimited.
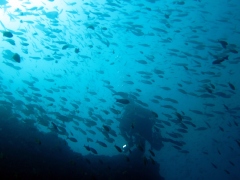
[79, 128, 87, 135]
[114, 145, 122, 152]
[136, 60, 147, 64]
[21, 42, 29, 46]
[62, 44, 69, 50]
[180, 150, 189, 154]
[149, 149, 155, 157]
[103, 125, 110, 132]
[51, 122, 58, 131]
[219, 126, 224, 132]
[175, 112, 183, 121]
[12, 53, 20, 63]
[195, 127, 207, 131]
[149, 156, 155, 165]
[228, 82, 235, 90]
[110, 108, 121, 114]
[75, 48, 79, 53]
[131, 122, 134, 129]
[218, 40, 228, 49]
[105, 137, 115, 143]
[3, 39, 15, 45]
[90, 147, 98, 154]
[67, 137, 78, 142]
[233, 120, 238, 126]
[211, 162, 218, 169]
[202, 151, 208, 155]
[210, 83, 215, 89]
[212, 55, 228, 64]
[96, 140, 107, 147]
[229, 49, 238, 54]
[151, 111, 158, 118]
[3, 31, 13, 38]
[223, 104, 229, 110]
[229, 161, 235, 166]
[84, 145, 90, 151]
[224, 170, 230, 174]
[87, 25, 95, 30]
[87, 137, 93, 142]
[154, 126, 160, 132]
[205, 87, 212, 93]
[235, 140, 240, 147]
[129, 149, 132, 154]
[116, 99, 130, 104]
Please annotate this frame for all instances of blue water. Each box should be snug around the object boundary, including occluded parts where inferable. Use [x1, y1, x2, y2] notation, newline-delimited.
[0, 0, 239, 179]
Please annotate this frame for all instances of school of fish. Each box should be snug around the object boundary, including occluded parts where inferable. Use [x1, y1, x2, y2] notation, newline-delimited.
[0, 0, 239, 179]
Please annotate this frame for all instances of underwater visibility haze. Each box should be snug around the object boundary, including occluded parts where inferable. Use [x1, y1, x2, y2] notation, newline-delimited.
[0, 0, 240, 179]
